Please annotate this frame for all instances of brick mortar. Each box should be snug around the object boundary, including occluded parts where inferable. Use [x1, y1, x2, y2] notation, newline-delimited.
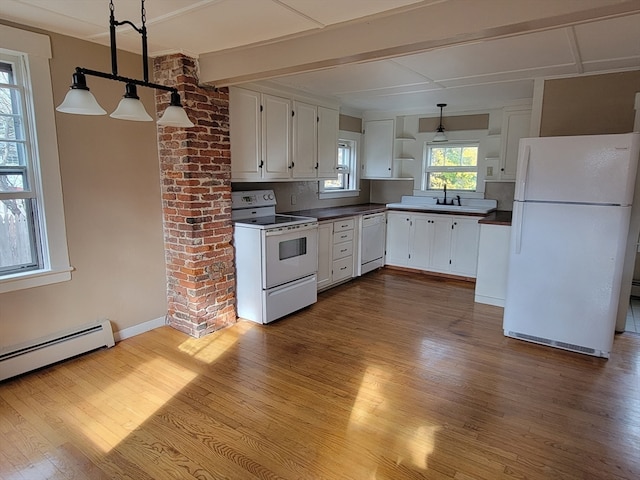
[153, 53, 236, 338]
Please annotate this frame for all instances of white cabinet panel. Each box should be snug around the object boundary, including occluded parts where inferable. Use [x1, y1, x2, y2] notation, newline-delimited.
[318, 216, 357, 291]
[475, 224, 511, 306]
[292, 101, 317, 178]
[230, 88, 262, 180]
[363, 119, 394, 178]
[386, 211, 481, 278]
[262, 94, 291, 180]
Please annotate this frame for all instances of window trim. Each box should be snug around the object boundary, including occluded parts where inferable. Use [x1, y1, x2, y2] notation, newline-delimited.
[422, 140, 480, 193]
[319, 130, 361, 199]
[0, 25, 72, 294]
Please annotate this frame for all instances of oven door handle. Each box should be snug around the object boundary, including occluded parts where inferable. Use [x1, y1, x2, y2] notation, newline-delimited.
[264, 223, 318, 236]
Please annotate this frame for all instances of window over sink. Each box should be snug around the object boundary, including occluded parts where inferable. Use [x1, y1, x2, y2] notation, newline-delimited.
[422, 142, 479, 192]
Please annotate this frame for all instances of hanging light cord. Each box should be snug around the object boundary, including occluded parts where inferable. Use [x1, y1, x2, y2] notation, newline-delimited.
[75, 0, 177, 95]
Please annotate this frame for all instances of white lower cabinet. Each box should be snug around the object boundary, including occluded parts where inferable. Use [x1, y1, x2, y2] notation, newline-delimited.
[317, 217, 357, 291]
[475, 224, 511, 306]
[385, 211, 480, 278]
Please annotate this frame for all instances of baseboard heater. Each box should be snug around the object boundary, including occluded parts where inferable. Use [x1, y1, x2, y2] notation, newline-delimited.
[0, 320, 115, 381]
[505, 330, 607, 358]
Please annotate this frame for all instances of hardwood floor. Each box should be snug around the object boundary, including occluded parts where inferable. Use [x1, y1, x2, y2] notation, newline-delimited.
[2, 269, 640, 479]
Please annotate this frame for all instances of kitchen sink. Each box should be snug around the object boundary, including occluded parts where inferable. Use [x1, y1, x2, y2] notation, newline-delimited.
[386, 196, 497, 215]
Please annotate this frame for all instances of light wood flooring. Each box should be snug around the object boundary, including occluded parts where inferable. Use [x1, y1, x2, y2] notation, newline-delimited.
[2, 269, 640, 479]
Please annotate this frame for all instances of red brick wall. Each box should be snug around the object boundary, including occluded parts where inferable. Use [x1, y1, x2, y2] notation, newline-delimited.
[153, 54, 236, 337]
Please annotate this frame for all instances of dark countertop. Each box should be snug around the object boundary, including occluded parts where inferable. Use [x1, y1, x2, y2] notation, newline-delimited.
[285, 203, 512, 224]
[478, 210, 512, 225]
[284, 203, 387, 221]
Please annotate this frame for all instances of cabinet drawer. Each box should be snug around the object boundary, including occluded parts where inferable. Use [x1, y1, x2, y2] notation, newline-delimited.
[333, 256, 353, 281]
[333, 229, 353, 244]
[333, 218, 355, 232]
[333, 241, 353, 260]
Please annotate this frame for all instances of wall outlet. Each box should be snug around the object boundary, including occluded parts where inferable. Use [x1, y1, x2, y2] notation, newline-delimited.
[291, 194, 297, 205]
[486, 166, 494, 177]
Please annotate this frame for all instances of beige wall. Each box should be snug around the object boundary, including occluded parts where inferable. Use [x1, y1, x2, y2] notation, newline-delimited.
[0, 23, 167, 346]
[540, 71, 640, 137]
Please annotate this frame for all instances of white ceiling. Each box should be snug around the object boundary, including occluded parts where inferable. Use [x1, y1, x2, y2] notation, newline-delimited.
[1, 0, 639, 114]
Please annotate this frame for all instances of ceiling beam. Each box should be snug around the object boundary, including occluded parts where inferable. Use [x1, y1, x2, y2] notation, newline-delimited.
[198, 0, 640, 87]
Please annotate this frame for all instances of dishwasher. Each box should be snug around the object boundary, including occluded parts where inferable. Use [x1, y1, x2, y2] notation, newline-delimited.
[359, 212, 386, 275]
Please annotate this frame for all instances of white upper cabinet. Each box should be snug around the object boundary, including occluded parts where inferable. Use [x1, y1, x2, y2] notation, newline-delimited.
[262, 93, 292, 180]
[230, 86, 339, 182]
[317, 106, 339, 178]
[500, 108, 531, 180]
[363, 119, 395, 178]
[230, 88, 262, 180]
[292, 100, 317, 178]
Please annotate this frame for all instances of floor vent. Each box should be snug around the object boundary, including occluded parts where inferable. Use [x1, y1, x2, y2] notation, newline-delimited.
[0, 320, 115, 381]
[506, 331, 604, 358]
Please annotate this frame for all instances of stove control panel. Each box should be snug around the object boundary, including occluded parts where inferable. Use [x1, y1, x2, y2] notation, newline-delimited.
[232, 189, 276, 209]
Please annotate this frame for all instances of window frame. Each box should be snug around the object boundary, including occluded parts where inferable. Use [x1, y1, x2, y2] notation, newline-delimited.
[422, 141, 480, 193]
[0, 25, 71, 293]
[319, 130, 361, 199]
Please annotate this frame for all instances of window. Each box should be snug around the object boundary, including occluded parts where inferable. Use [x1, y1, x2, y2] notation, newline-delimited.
[423, 143, 478, 191]
[319, 131, 360, 199]
[0, 25, 71, 293]
[1, 55, 41, 275]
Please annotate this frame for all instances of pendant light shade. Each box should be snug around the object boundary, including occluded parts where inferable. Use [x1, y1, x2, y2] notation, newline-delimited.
[110, 83, 153, 121]
[157, 91, 194, 128]
[56, 72, 107, 115]
[433, 103, 448, 143]
[55, 0, 193, 128]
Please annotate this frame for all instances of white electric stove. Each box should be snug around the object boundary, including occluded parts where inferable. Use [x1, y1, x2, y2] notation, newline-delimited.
[232, 190, 318, 324]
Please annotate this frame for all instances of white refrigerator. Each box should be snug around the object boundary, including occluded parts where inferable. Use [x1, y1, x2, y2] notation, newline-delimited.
[503, 133, 640, 358]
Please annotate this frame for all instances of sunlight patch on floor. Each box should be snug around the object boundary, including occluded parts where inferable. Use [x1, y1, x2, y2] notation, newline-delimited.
[82, 356, 198, 453]
[177, 320, 253, 363]
[348, 365, 441, 474]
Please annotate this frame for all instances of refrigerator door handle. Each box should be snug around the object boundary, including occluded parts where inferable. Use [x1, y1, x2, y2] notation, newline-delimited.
[514, 201, 524, 254]
[518, 145, 531, 200]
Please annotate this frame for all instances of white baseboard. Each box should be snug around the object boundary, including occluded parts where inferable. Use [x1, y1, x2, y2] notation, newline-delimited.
[474, 294, 505, 307]
[114, 315, 167, 342]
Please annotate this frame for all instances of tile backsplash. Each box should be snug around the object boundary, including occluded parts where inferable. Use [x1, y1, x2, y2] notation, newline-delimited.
[484, 181, 515, 211]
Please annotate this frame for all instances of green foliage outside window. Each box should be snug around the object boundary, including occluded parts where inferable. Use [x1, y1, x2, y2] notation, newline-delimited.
[425, 145, 478, 191]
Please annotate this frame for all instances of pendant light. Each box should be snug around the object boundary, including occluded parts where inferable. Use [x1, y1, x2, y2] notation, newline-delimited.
[56, 72, 107, 115]
[56, 0, 193, 128]
[433, 103, 447, 142]
[110, 83, 152, 121]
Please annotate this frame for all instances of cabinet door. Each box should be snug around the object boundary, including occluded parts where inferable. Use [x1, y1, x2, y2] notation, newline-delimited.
[317, 222, 333, 290]
[500, 109, 531, 180]
[450, 217, 480, 277]
[230, 88, 262, 180]
[475, 224, 511, 305]
[317, 106, 339, 178]
[363, 119, 394, 178]
[292, 101, 318, 178]
[408, 215, 431, 269]
[429, 215, 453, 273]
[385, 212, 410, 266]
[262, 94, 291, 180]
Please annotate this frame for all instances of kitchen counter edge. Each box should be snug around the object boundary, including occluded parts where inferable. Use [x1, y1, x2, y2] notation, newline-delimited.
[478, 210, 512, 225]
[284, 204, 387, 221]
[285, 204, 512, 225]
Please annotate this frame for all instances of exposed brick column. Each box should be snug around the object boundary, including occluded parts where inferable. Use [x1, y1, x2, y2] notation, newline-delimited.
[153, 54, 236, 337]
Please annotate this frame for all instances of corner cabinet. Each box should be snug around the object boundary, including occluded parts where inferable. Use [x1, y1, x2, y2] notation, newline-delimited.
[230, 86, 339, 181]
[385, 211, 480, 278]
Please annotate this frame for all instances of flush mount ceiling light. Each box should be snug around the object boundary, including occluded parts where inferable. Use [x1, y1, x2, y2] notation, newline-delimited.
[433, 103, 447, 142]
[56, 0, 194, 127]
